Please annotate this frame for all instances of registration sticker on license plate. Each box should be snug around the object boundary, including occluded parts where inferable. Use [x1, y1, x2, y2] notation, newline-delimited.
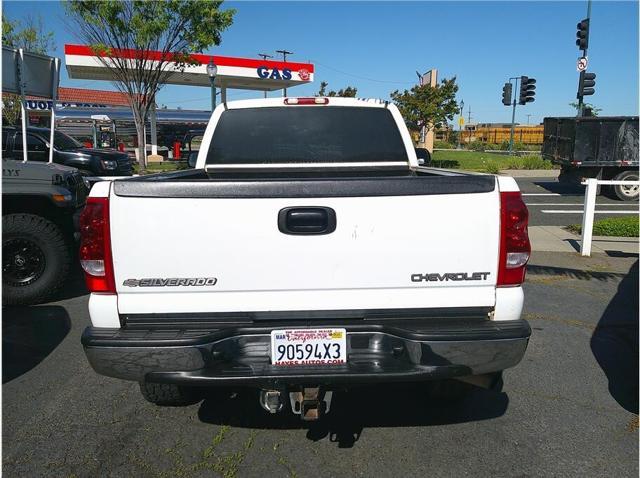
[270, 329, 347, 366]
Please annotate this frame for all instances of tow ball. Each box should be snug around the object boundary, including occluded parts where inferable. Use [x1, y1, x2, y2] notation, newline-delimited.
[259, 387, 333, 421]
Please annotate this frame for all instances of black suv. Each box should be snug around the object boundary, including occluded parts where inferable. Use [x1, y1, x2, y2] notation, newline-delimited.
[3, 126, 133, 176]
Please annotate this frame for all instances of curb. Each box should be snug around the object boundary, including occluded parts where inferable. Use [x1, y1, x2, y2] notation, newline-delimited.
[528, 225, 639, 255]
[499, 169, 559, 178]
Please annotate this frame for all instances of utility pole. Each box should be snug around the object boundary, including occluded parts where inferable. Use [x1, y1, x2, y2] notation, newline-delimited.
[258, 53, 273, 98]
[276, 49, 293, 97]
[467, 107, 472, 124]
[526, 114, 532, 124]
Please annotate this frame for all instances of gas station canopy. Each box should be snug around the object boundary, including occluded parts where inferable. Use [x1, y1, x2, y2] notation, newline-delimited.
[64, 44, 314, 92]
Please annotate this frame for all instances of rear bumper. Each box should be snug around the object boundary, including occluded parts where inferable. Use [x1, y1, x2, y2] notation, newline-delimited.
[82, 317, 531, 387]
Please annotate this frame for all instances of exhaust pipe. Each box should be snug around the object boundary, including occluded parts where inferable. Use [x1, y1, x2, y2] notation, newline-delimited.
[455, 372, 503, 391]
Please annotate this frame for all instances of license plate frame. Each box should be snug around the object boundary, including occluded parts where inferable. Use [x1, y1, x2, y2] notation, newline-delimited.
[270, 328, 347, 366]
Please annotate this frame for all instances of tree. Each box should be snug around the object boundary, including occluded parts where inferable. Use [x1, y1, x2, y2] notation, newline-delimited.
[2, 14, 55, 125]
[65, 1, 235, 168]
[2, 14, 54, 53]
[317, 81, 328, 97]
[316, 81, 357, 97]
[569, 101, 602, 116]
[390, 77, 459, 136]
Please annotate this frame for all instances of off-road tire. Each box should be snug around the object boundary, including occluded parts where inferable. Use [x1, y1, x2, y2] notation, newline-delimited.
[2, 214, 71, 305]
[610, 170, 639, 201]
[139, 381, 201, 406]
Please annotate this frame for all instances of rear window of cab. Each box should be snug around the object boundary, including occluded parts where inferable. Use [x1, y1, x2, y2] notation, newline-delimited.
[206, 106, 409, 164]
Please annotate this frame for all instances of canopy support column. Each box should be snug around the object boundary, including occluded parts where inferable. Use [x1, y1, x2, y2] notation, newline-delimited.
[150, 102, 158, 156]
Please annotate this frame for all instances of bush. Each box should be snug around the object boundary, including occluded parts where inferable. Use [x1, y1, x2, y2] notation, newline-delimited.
[567, 216, 639, 237]
[434, 140, 453, 149]
[498, 140, 536, 151]
[483, 161, 501, 174]
[504, 155, 551, 170]
[520, 155, 552, 170]
[467, 141, 486, 152]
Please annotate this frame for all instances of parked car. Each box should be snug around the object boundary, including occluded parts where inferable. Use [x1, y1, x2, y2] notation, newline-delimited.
[2, 157, 88, 305]
[542, 116, 639, 201]
[80, 97, 531, 420]
[3, 126, 133, 177]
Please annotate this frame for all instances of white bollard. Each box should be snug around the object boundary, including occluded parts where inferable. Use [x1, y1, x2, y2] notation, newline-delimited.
[580, 178, 598, 256]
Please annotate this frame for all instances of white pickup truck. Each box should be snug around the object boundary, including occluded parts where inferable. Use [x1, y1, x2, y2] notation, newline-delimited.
[80, 97, 531, 420]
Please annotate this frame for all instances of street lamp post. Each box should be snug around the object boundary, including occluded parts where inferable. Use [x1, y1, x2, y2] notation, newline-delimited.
[458, 100, 464, 150]
[206, 58, 218, 112]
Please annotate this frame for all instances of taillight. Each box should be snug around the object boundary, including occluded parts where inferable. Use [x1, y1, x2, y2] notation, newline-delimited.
[284, 97, 329, 105]
[79, 197, 116, 293]
[497, 191, 530, 286]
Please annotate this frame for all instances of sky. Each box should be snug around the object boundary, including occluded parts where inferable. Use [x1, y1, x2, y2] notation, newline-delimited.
[3, 0, 639, 125]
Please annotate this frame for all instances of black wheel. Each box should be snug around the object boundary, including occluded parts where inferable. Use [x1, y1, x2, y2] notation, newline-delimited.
[2, 214, 71, 305]
[611, 170, 639, 201]
[139, 381, 201, 406]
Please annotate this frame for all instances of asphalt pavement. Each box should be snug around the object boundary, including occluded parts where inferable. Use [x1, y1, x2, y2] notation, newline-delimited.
[514, 176, 639, 227]
[3, 255, 638, 477]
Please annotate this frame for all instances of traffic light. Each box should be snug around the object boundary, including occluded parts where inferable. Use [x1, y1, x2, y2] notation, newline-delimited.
[518, 76, 536, 105]
[576, 18, 589, 50]
[501, 82, 512, 106]
[578, 71, 596, 97]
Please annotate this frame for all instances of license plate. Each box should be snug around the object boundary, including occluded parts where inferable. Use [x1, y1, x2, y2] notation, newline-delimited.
[270, 328, 347, 366]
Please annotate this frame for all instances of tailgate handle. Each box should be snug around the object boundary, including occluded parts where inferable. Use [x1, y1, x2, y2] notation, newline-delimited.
[278, 207, 336, 235]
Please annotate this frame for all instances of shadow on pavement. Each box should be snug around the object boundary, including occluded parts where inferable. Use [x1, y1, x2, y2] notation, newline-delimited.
[590, 260, 639, 413]
[56, 264, 89, 301]
[198, 383, 508, 448]
[527, 264, 627, 282]
[532, 180, 584, 196]
[604, 250, 639, 259]
[2, 305, 71, 384]
[561, 239, 639, 257]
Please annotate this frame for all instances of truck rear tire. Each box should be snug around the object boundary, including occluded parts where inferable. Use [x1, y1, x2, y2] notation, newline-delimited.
[611, 170, 639, 201]
[2, 214, 71, 305]
[139, 381, 201, 406]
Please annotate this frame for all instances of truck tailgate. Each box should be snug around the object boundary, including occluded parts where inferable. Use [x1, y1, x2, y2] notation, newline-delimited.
[110, 176, 500, 315]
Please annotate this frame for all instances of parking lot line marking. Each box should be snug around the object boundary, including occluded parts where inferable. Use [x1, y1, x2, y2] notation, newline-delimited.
[541, 210, 638, 214]
[522, 193, 561, 196]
